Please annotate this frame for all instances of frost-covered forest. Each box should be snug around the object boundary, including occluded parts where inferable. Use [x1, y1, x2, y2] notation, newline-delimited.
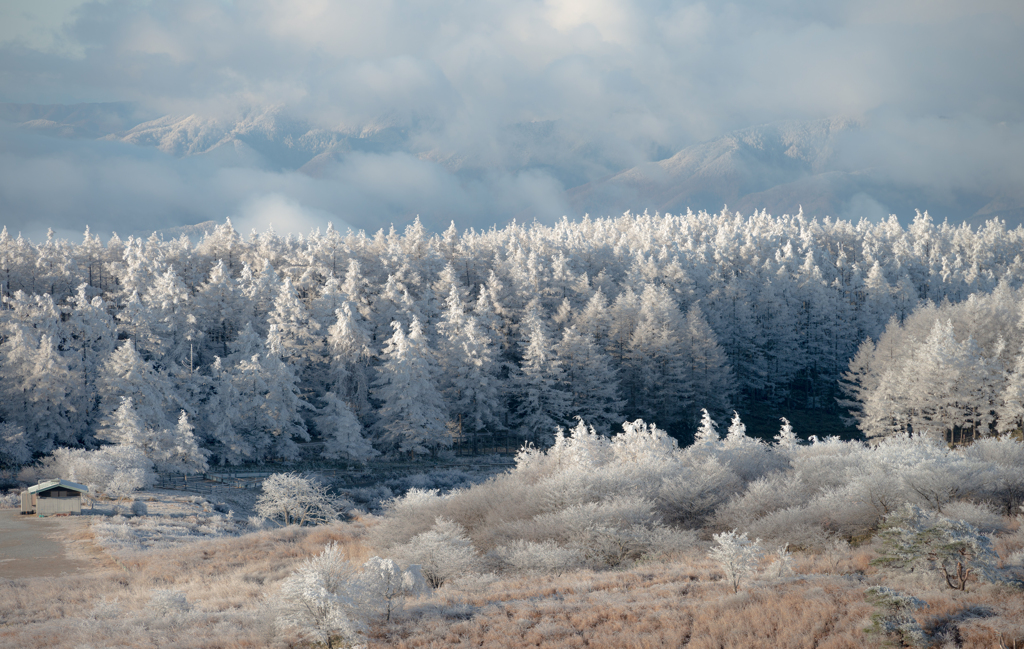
[3, 208, 1024, 467]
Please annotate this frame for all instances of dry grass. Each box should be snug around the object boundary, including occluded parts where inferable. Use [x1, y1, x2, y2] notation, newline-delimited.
[0, 519, 371, 649]
[371, 558, 880, 649]
[2, 507, 1022, 649]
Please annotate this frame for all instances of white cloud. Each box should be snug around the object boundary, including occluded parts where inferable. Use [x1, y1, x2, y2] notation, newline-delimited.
[0, 0, 1022, 237]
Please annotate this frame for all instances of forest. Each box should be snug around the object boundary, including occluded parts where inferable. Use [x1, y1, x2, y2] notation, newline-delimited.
[3, 208, 1024, 471]
[3, 209, 1024, 648]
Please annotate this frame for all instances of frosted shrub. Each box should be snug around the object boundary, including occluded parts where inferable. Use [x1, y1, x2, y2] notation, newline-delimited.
[276, 542, 366, 649]
[874, 505, 999, 590]
[0, 490, 20, 509]
[657, 456, 741, 527]
[709, 530, 763, 593]
[713, 472, 807, 532]
[527, 495, 669, 566]
[392, 517, 482, 588]
[940, 500, 1008, 534]
[130, 499, 148, 516]
[255, 472, 339, 527]
[963, 436, 1024, 515]
[865, 586, 927, 648]
[359, 556, 426, 622]
[718, 411, 785, 482]
[491, 539, 583, 574]
[371, 488, 451, 547]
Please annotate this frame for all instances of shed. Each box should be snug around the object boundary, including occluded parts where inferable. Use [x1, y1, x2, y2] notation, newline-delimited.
[21, 479, 89, 516]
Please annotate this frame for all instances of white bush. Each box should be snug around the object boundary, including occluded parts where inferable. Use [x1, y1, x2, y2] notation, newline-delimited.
[358, 556, 426, 622]
[276, 542, 367, 648]
[255, 472, 339, 527]
[391, 517, 482, 588]
[709, 530, 763, 593]
[491, 539, 583, 574]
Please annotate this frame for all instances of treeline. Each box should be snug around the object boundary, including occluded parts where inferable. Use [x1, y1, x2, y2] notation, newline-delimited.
[2, 209, 1024, 465]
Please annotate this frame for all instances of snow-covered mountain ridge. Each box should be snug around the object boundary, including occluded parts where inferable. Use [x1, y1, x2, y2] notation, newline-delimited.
[2, 103, 1021, 226]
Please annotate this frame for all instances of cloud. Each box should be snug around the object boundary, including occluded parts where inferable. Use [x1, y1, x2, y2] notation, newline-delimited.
[1, 0, 1022, 238]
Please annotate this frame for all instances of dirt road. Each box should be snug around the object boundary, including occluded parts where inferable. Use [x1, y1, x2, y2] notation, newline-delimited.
[0, 510, 103, 579]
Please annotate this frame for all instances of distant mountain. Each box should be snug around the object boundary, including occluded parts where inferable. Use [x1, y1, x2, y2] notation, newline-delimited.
[0, 102, 154, 139]
[3, 103, 1021, 226]
[566, 118, 1022, 224]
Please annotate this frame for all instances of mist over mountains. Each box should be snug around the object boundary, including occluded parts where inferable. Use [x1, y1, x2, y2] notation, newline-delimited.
[2, 102, 1022, 241]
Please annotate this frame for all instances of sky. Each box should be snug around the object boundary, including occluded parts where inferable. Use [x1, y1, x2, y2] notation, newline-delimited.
[1, 0, 1023, 241]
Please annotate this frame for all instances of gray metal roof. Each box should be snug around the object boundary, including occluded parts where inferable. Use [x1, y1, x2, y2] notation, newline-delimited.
[27, 479, 89, 494]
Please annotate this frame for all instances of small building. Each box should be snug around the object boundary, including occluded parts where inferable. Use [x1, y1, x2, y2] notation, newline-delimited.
[21, 479, 89, 516]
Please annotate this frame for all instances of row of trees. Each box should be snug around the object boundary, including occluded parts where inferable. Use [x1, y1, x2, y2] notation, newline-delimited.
[2, 209, 1024, 465]
[841, 283, 1024, 442]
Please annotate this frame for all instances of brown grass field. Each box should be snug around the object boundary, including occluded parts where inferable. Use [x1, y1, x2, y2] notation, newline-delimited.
[1, 504, 1022, 649]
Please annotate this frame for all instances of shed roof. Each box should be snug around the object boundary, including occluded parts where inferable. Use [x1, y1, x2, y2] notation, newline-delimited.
[28, 479, 89, 494]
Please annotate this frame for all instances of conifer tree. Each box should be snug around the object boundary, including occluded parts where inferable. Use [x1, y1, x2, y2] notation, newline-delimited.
[372, 318, 450, 456]
[510, 304, 571, 444]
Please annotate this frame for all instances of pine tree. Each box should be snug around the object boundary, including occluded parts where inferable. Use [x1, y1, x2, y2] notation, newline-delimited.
[436, 286, 503, 450]
[372, 318, 450, 456]
[554, 325, 624, 436]
[683, 303, 736, 423]
[98, 340, 181, 434]
[510, 304, 571, 445]
[317, 391, 377, 462]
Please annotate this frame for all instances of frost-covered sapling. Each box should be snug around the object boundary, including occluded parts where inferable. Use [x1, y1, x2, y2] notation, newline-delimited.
[766, 543, 794, 579]
[709, 529, 763, 593]
[874, 505, 999, 590]
[359, 556, 426, 622]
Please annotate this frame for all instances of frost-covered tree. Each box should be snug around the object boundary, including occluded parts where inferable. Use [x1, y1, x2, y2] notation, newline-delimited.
[96, 398, 208, 475]
[97, 340, 181, 434]
[510, 303, 572, 444]
[709, 530, 763, 593]
[359, 556, 426, 622]
[372, 318, 450, 456]
[436, 286, 503, 448]
[256, 473, 340, 527]
[225, 326, 311, 462]
[0, 423, 31, 468]
[0, 329, 79, 451]
[554, 326, 624, 436]
[326, 302, 375, 422]
[317, 391, 377, 462]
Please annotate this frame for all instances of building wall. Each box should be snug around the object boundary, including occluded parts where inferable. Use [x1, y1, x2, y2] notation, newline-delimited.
[36, 496, 82, 515]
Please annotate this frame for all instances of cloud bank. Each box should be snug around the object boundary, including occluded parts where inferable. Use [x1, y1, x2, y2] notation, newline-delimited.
[1, 0, 1022, 240]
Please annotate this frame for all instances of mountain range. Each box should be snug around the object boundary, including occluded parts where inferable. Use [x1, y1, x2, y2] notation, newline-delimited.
[2, 102, 1020, 228]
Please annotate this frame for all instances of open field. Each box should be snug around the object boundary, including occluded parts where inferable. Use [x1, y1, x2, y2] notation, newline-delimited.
[0, 491, 1022, 649]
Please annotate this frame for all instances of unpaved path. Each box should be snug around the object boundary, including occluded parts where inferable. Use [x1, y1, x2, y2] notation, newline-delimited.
[0, 510, 111, 579]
